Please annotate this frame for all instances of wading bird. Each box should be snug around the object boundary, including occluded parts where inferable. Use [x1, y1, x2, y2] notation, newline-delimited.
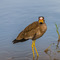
[13, 16, 47, 57]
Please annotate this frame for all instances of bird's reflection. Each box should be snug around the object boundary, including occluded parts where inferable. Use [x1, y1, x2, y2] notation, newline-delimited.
[33, 56, 39, 60]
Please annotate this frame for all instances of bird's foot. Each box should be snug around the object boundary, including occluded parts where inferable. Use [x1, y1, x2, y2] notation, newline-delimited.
[37, 54, 39, 57]
[33, 55, 35, 58]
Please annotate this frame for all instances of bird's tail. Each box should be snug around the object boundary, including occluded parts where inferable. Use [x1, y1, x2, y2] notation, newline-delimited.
[12, 39, 28, 44]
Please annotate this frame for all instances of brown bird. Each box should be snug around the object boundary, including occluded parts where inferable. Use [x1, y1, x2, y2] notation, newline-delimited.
[13, 16, 47, 57]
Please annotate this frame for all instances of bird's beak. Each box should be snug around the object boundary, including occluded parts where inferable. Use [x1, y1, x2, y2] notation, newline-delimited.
[39, 19, 44, 24]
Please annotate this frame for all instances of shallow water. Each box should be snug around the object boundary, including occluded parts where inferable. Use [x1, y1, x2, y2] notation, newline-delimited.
[0, 0, 60, 60]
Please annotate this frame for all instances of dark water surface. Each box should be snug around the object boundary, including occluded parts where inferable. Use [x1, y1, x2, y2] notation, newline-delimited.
[0, 0, 60, 60]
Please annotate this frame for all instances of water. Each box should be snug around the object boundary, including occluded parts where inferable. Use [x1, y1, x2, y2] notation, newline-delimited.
[0, 0, 60, 60]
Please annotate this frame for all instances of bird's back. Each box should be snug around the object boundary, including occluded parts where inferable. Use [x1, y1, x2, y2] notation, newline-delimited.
[16, 21, 39, 40]
[13, 17, 47, 44]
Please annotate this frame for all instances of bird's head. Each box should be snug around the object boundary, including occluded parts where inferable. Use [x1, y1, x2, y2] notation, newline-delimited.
[38, 16, 45, 24]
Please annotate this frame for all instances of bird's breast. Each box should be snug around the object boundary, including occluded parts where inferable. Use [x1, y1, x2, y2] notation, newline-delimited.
[41, 24, 47, 32]
[35, 24, 47, 39]
[34, 29, 43, 39]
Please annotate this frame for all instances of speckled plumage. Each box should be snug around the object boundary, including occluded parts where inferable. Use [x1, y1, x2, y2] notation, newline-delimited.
[13, 20, 47, 43]
[13, 17, 47, 57]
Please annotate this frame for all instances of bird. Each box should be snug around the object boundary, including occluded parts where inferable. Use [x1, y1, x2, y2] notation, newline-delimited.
[13, 16, 47, 57]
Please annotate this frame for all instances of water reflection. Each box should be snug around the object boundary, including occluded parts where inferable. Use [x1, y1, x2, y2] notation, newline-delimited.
[55, 24, 60, 48]
[44, 43, 54, 60]
[44, 44, 55, 60]
[44, 42, 60, 60]
[1, 0, 60, 59]
[8, 56, 39, 60]
[56, 38, 60, 48]
[33, 56, 39, 60]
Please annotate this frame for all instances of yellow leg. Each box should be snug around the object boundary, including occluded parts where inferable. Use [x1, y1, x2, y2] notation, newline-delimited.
[31, 40, 39, 57]
[34, 44, 39, 56]
[32, 41, 35, 57]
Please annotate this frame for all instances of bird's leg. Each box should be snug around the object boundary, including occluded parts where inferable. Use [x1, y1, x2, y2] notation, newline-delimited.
[32, 41, 35, 57]
[32, 40, 39, 57]
[33, 40, 39, 57]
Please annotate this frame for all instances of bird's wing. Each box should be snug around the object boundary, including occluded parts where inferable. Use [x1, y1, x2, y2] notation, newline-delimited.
[24, 21, 38, 33]
[16, 21, 38, 40]
[22, 21, 39, 39]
